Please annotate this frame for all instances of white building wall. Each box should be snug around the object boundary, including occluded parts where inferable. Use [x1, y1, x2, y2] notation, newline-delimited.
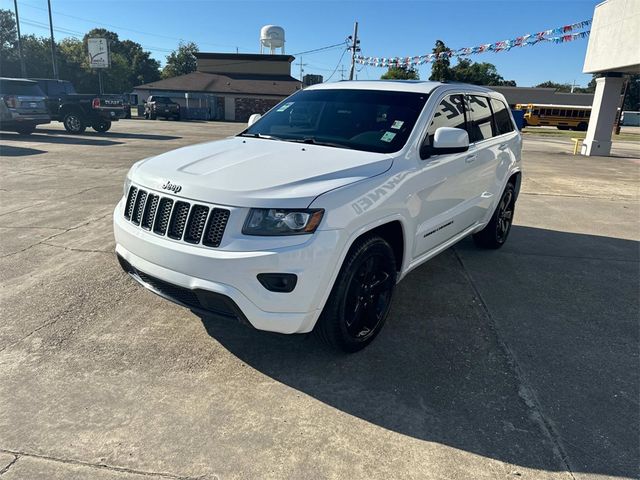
[583, 0, 640, 74]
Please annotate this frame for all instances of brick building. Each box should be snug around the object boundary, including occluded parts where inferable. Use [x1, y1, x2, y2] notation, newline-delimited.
[134, 53, 302, 122]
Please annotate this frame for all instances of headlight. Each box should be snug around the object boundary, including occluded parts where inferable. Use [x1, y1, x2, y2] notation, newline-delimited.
[123, 176, 132, 196]
[243, 208, 324, 236]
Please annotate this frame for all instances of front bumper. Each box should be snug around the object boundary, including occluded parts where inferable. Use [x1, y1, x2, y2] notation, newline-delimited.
[113, 200, 342, 334]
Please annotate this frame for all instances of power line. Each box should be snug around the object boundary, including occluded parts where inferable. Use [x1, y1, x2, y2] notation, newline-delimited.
[325, 48, 349, 82]
[292, 41, 348, 56]
[20, 17, 175, 53]
[18, 0, 252, 51]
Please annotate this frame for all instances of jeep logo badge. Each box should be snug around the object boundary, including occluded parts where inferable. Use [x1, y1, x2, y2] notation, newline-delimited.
[162, 181, 182, 194]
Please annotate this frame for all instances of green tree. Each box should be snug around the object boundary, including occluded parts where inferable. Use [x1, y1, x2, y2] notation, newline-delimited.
[429, 40, 452, 82]
[82, 28, 160, 92]
[380, 65, 419, 80]
[0, 8, 19, 76]
[162, 41, 199, 79]
[451, 59, 516, 86]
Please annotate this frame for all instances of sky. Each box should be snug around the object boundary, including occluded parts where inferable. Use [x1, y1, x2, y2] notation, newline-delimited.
[4, 0, 602, 87]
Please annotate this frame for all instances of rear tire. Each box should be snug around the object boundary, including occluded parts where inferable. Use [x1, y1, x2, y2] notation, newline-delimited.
[14, 125, 35, 135]
[577, 122, 588, 131]
[473, 182, 517, 249]
[315, 235, 397, 353]
[92, 120, 111, 132]
[63, 112, 86, 134]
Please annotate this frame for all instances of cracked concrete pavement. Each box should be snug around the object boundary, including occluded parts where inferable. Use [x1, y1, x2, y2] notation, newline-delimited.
[0, 121, 638, 479]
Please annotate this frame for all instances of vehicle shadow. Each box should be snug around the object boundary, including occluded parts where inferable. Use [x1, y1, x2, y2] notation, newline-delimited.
[197, 226, 639, 478]
[37, 128, 181, 141]
[0, 131, 123, 147]
[0, 144, 47, 157]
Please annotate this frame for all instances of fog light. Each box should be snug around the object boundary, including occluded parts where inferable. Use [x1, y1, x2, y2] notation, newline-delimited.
[257, 273, 297, 293]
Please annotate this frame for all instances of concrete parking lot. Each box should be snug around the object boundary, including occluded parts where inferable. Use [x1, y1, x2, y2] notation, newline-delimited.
[0, 120, 638, 480]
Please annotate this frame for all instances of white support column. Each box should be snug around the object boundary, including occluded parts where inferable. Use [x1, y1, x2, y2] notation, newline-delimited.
[581, 75, 624, 156]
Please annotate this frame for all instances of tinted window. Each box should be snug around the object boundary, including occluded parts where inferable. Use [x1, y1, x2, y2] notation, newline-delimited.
[47, 81, 68, 96]
[467, 95, 494, 142]
[0, 80, 44, 96]
[490, 98, 514, 135]
[552, 109, 559, 116]
[245, 89, 429, 154]
[424, 94, 466, 150]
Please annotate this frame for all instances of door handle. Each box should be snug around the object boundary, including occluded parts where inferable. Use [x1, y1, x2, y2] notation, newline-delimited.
[498, 143, 509, 151]
[465, 154, 477, 163]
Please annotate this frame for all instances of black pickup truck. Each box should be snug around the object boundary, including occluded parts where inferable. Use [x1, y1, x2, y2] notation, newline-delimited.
[29, 78, 126, 134]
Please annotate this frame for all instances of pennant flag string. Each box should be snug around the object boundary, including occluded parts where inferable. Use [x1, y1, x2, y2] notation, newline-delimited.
[356, 19, 591, 68]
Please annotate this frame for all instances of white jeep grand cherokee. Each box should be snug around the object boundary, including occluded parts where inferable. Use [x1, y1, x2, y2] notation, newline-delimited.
[114, 81, 522, 352]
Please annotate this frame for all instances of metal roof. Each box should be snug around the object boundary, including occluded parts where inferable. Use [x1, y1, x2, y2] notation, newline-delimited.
[135, 71, 301, 96]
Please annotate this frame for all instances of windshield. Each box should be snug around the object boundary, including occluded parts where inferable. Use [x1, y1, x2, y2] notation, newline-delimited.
[242, 88, 429, 153]
[153, 97, 172, 104]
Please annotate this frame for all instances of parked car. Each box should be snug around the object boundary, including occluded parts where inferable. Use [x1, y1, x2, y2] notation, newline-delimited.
[114, 81, 522, 352]
[0, 77, 50, 135]
[29, 78, 126, 134]
[144, 95, 180, 120]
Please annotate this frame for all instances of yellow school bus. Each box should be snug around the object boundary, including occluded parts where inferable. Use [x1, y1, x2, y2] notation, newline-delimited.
[516, 103, 591, 131]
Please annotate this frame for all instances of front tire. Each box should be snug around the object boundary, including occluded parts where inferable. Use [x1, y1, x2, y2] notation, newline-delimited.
[473, 182, 516, 249]
[92, 120, 111, 132]
[63, 112, 86, 134]
[315, 235, 397, 352]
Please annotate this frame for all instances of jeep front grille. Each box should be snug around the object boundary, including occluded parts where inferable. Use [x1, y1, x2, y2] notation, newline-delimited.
[124, 186, 230, 248]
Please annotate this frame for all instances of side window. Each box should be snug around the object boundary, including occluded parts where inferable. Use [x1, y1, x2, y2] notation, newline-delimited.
[467, 95, 494, 142]
[424, 94, 466, 153]
[47, 81, 65, 96]
[490, 98, 514, 136]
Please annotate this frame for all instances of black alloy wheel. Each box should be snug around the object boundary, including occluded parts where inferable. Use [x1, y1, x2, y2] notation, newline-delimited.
[316, 235, 397, 352]
[63, 112, 86, 134]
[473, 182, 517, 249]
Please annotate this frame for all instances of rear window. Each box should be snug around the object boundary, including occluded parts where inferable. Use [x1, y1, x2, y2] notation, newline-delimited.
[46, 80, 75, 96]
[490, 98, 515, 135]
[0, 80, 44, 96]
[466, 95, 494, 142]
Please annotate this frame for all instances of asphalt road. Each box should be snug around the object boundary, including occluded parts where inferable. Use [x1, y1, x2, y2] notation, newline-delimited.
[1, 120, 638, 480]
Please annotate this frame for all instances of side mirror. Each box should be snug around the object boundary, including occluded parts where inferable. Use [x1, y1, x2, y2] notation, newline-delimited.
[421, 127, 469, 159]
[248, 113, 262, 127]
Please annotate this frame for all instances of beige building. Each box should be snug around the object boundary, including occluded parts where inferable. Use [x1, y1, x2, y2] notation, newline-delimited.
[581, 0, 640, 156]
[135, 53, 301, 122]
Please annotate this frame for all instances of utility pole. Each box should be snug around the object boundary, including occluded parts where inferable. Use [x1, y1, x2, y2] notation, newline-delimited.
[13, 0, 26, 77]
[348, 21, 360, 81]
[295, 56, 307, 83]
[570, 79, 577, 93]
[47, 0, 58, 79]
[340, 65, 345, 80]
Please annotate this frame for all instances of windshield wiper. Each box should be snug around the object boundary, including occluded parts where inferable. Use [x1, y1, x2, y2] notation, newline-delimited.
[238, 132, 282, 140]
[285, 137, 352, 150]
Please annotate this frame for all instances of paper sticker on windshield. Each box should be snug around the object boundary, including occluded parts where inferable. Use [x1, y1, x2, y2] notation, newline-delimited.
[277, 102, 294, 112]
[391, 120, 404, 130]
[381, 131, 396, 143]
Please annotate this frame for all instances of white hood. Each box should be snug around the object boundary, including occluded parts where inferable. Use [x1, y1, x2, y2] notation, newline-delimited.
[130, 137, 393, 208]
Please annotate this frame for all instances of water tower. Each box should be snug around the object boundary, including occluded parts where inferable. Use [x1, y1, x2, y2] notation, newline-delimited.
[260, 25, 285, 54]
